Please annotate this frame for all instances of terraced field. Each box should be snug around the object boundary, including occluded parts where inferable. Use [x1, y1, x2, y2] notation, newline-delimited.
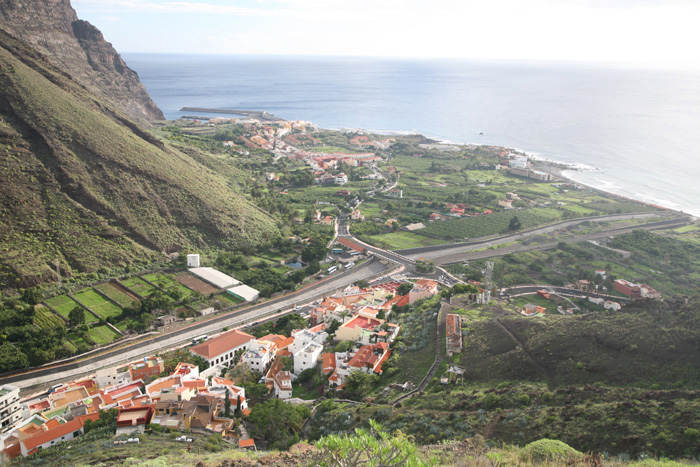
[45, 295, 86, 319]
[176, 273, 218, 294]
[33, 305, 65, 329]
[143, 273, 194, 298]
[88, 325, 121, 345]
[73, 288, 122, 320]
[121, 276, 158, 297]
[94, 282, 139, 308]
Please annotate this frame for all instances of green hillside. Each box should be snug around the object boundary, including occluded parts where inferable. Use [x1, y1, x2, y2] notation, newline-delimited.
[0, 28, 279, 288]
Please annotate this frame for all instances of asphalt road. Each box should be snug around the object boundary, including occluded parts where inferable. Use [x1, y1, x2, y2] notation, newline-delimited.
[396, 212, 677, 260]
[4, 203, 689, 392]
[410, 214, 691, 265]
[0, 259, 391, 392]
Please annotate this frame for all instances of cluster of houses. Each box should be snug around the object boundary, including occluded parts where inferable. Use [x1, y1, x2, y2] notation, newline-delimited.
[0, 275, 442, 460]
[312, 279, 439, 389]
[613, 279, 661, 300]
[0, 357, 251, 460]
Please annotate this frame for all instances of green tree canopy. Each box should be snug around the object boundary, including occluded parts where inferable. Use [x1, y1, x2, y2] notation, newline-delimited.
[397, 282, 413, 296]
[247, 398, 311, 450]
[68, 306, 85, 328]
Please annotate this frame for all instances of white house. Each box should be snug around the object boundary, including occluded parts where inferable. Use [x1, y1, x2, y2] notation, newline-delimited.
[334, 173, 349, 185]
[242, 339, 277, 373]
[0, 384, 22, 434]
[265, 357, 293, 400]
[190, 329, 255, 367]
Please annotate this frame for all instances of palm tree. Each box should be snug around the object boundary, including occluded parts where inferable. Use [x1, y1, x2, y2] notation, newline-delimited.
[339, 310, 350, 324]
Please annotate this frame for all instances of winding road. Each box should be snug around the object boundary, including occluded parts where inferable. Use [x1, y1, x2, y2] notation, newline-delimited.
[1, 172, 692, 395]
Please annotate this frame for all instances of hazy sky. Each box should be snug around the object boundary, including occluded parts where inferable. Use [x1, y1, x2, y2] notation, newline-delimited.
[73, 0, 700, 67]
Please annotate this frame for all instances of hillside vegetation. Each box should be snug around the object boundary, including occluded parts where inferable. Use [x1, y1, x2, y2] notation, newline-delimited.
[459, 297, 700, 388]
[0, 28, 279, 288]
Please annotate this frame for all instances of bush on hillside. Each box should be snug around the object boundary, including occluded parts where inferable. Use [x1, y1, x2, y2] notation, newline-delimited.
[519, 439, 583, 463]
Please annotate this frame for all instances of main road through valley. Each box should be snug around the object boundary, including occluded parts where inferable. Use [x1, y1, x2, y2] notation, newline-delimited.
[0, 259, 393, 393]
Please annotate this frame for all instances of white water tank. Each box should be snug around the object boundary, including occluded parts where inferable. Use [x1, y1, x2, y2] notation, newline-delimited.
[187, 254, 200, 268]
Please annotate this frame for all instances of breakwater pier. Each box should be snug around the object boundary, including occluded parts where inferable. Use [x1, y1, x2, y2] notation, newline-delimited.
[179, 107, 285, 122]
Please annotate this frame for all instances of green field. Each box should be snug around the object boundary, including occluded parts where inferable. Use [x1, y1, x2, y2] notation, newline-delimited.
[87, 325, 120, 345]
[45, 295, 86, 318]
[33, 305, 65, 329]
[67, 332, 89, 349]
[366, 231, 444, 250]
[74, 288, 123, 319]
[421, 208, 560, 240]
[121, 276, 158, 297]
[143, 273, 193, 298]
[217, 293, 243, 305]
[94, 283, 138, 308]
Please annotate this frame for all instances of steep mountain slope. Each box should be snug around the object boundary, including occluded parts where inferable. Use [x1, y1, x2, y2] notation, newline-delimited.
[0, 0, 163, 121]
[0, 28, 279, 288]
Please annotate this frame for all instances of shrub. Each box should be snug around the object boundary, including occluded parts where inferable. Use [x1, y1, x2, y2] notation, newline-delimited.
[519, 439, 583, 463]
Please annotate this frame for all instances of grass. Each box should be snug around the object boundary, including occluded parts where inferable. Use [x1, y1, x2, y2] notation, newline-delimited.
[87, 325, 120, 345]
[45, 294, 85, 318]
[143, 273, 194, 298]
[94, 282, 138, 308]
[74, 288, 123, 319]
[67, 332, 88, 349]
[366, 231, 444, 250]
[0, 29, 279, 289]
[216, 293, 243, 305]
[421, 208, 561, 240]
[121, 276, 158, 297]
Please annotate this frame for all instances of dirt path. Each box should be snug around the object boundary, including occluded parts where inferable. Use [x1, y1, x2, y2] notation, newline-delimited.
[494, 316, 554, 389]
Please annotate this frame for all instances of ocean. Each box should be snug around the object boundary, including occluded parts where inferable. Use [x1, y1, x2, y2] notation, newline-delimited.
[124, 54, 700, 217]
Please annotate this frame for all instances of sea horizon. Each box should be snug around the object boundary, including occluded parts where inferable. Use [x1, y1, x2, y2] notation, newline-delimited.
[125, 53, 700, 218]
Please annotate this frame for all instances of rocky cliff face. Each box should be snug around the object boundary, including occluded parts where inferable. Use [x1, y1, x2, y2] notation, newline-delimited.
[0, 0, 164, 121]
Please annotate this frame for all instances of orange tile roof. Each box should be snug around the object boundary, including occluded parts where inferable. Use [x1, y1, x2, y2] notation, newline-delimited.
[343, 315, 381, 331]
[239, 438, 256, 448]
[322, 353, 336, 374]
[276, 336, 294, 350]
[190, 329, 254, 360]
[337, 237, 365, 253]
[308, 323, 327, 333]
[183, 379, 207, 390]
[22, 418, 84, 452]
[1, 440, 21, 460]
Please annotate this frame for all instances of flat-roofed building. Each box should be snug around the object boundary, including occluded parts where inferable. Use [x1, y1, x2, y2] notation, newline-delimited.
[226, 284, 260, 302]
[0, 385, 22, 434]
[189, 267, 240, 289]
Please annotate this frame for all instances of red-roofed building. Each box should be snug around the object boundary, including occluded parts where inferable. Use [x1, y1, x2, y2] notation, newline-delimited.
[446, 314, 463, 357]
[328, 343, 391, 389]
[172, 362, 200, 380]
[190, 329, 255, 366]
[127, 356, 164, 381]
[311, 297, 347, 325]
[322, 353, 336, 375]
[116, 405, 155, 432]
[239, 438, 256, 450]
[336, 237, 366, 254]
[409, 279, 439, 305]
[335, 314, 383, 342]
[265, 357, 292, 400]
[19, 418, 85, 457]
